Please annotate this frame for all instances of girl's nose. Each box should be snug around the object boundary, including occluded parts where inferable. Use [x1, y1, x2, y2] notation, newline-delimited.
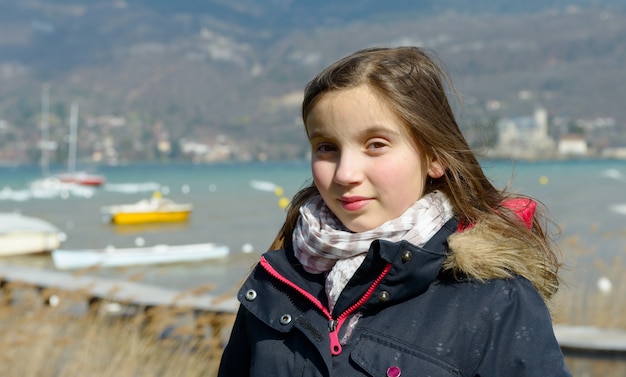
[333, 152, 364, 186]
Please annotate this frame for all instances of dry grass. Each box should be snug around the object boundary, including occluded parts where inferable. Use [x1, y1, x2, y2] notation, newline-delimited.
[553, 230, 626, 377]
[0, 283, 232, 377]
[555, 233, 626, 329]
[0, 228, 624, 376]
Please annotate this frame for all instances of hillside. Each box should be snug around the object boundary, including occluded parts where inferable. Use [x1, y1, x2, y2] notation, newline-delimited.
[0, 0, 625, 163]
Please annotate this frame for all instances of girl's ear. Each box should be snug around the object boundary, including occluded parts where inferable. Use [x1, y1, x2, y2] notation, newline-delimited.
[427, 158, 445, 179]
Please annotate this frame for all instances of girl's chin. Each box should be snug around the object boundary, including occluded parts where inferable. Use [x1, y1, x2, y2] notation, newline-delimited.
[340, 218, 382, 233]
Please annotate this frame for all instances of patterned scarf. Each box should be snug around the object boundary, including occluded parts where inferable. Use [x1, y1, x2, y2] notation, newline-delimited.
[293, 191, 454, 311]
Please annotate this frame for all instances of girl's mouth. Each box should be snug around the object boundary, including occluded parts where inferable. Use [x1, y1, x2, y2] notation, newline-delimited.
[339, 197, 371, 211]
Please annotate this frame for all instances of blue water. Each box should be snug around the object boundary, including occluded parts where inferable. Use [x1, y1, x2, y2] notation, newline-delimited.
[1, 159, 625, 294]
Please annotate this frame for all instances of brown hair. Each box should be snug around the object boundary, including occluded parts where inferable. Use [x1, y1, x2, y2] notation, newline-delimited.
[270, 47, 561, 300]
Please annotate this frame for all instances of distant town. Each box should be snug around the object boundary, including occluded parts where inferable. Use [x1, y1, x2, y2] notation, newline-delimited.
[484, 105, 626, 160]
[0, 104, 625, 166]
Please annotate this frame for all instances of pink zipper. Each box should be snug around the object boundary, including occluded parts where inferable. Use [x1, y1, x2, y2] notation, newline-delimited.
[260, 256, 392, 356]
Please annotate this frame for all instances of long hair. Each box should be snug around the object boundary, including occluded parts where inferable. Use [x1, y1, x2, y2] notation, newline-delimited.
[269, 47, 561, 300]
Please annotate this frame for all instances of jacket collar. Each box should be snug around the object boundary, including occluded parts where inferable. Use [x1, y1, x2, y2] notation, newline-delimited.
[333, 218, 457, 314]
[249, 218, 458, 316]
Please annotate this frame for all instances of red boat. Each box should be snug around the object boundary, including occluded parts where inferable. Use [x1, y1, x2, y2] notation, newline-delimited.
[57, 172, 106, 186]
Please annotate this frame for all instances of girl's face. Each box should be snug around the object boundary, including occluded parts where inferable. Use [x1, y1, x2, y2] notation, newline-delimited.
[306, 85, 444, 232]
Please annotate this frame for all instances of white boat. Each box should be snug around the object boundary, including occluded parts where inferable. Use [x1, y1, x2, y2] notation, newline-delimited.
[0, 212, 66, 256]
[29, 176, 96, 199]
[610, 204, 626, 215]
[51, 242, 229, 270]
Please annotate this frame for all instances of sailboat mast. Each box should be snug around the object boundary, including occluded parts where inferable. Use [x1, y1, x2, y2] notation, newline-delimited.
[40, 83, 50, 176]
[68, 102, 79, 173]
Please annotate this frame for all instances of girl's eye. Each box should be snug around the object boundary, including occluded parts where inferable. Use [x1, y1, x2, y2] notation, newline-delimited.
[315, 143, 337, 153]
[367, 140, 388, 150]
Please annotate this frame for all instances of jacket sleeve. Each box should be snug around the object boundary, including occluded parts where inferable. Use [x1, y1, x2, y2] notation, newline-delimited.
[217, 305, 251, 377]
[472, 278, 572, 377]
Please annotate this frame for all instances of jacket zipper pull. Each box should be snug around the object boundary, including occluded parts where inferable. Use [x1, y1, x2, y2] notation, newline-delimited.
[329, 319, 342, 356]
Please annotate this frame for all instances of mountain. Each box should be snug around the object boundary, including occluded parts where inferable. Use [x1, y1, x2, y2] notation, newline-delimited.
[0, 0, 625, 163]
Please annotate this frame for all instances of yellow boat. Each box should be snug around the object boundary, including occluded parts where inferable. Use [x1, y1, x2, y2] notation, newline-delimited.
[101, 192, 193, 225]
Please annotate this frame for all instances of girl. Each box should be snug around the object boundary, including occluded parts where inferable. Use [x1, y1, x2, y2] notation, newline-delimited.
[218, 47, 571, 376]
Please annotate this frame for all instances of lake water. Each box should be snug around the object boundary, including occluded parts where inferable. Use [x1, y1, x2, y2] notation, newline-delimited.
[1, 159, 625, 296]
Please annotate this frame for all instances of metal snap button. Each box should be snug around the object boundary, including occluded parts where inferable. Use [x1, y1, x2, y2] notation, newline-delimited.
[401, 250, 412, 263]
[279, 314, 292, 325]
[245, 289, 257, 301]
[378, 290, 390, 302]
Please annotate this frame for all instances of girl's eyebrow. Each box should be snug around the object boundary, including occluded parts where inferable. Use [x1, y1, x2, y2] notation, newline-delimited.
[308, 125, 400, 140]
[361, 125, 400, 138]
[306, 129, 325, 140]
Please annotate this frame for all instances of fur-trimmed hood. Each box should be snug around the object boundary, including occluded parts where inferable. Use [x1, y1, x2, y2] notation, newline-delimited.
[443, 219, 559, 305]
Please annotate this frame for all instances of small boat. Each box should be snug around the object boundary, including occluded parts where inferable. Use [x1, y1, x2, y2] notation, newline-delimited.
[0, 212, 66, 256]
[29, 176, 96, 199]
[610, 204, 626, 215]
[101, 192, 192, 225]
[57, 171, 106, 186]
[56, 102, 106, 187]
[51, 243, 229, 269]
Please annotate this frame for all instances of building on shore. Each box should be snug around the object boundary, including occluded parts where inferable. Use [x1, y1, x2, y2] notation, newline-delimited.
[557, 134, 588, 156]
[488, 107, 557, 159]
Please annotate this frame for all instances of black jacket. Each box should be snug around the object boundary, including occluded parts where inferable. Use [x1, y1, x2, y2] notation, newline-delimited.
[218, 219, 571, 376]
